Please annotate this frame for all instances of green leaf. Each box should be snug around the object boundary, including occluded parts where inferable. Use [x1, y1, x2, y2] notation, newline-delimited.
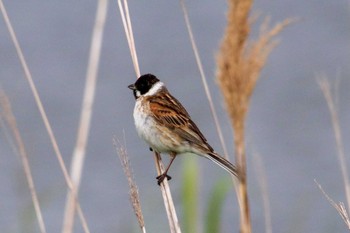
[181, 156, 198, 233]
[205, 177, 231, 233]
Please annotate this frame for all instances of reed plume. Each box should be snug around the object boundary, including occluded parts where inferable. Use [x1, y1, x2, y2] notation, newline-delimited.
[114, 137, 146, 233]
[216, 1, 293, 232]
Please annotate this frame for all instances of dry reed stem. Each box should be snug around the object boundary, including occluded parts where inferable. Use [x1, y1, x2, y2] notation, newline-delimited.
[217, 1, 253, 232]
[317, 76, 350, 218]
[0, 91, 47, 233]
[0, 2, 90, 232]
[153, 152, 182, 233]
[315, 180, 350, 229]
[216, 1, 292, 232]
[117, 0, 140, 77]
[252, 152, 272, 233]
[179, 0, 229, 160]
[114, 137, 146, 233]
[0, 102, 20, 157]
[179, 3, 240, 227]
[117, 1, 181, 232]
[62, 0, 109, 232]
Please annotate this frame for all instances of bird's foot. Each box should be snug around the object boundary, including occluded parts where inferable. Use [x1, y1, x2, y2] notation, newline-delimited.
[156, 173, 172, 185]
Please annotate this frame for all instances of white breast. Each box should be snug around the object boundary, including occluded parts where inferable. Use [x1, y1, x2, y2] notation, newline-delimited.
[133, 99, 149, 139]
[133, 99, 171, 153]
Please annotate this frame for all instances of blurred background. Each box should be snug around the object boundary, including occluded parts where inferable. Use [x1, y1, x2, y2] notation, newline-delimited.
[0, 0, 349, 232]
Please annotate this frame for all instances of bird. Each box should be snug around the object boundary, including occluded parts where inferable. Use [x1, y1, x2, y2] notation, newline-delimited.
[128, 73, 237, 185]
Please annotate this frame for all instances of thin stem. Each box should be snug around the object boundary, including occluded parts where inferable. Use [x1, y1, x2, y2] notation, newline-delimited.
[117, 0, 140, 77]
[114, 136, 147, 232]
[318, 77, 350, 213]
[252, 152, 272, 233]
[0, 1, 90, 232]
[179, 0, 229, 160]
[117, 1, 181, 232]
[0, 91, 47, 233]
[62, 0, 109, 232]
[315, 180, 350, 229]
[234, 125, 251, 233]
[153, 153, 182, 233]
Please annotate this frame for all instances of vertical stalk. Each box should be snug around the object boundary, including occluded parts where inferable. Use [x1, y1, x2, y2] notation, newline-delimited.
[234, 122, 251, 233]
[216, 1, 290, 232]
[62, 0, 108, 232]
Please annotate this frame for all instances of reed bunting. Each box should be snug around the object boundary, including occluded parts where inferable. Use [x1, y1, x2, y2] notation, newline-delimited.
[128, 74, 237, 185]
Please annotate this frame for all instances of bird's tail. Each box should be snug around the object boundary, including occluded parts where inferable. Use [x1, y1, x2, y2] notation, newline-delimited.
[205, 152, 238, 177]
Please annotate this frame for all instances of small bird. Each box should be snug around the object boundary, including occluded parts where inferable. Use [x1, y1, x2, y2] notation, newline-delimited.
[128, 74, 237, 185]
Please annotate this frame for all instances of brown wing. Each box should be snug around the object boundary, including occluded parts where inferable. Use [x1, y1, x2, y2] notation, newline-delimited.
[147, 89, 213, 152]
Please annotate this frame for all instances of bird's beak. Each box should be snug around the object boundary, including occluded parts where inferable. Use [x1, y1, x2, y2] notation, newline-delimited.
[128, 84, 136, 90]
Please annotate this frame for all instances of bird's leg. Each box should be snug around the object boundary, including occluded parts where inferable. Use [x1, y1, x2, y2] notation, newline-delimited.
[156, 153, 176, 185]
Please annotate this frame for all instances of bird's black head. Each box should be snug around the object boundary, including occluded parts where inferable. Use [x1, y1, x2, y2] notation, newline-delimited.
[128, 73, 160, 99]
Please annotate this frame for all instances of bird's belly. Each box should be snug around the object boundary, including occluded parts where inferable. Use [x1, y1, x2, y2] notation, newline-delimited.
[134, 104, 185, 153]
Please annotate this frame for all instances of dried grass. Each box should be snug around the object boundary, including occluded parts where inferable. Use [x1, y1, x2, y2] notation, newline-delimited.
[0, 1, 90, 232]
[179, 0, 229, 158]
[117, 1, 181, 232]
[0, 90, 47, 233]
[216, 1, 293, 232]
[114, 137, 146, 233]
[62, 0, 109, 232]
[252, 152, 272, 233]
[317, 76, 350, 230]
[315, 180, 350, 229]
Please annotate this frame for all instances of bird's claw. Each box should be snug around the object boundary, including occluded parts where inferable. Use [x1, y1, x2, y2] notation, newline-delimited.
[156, 174, 172, 185]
